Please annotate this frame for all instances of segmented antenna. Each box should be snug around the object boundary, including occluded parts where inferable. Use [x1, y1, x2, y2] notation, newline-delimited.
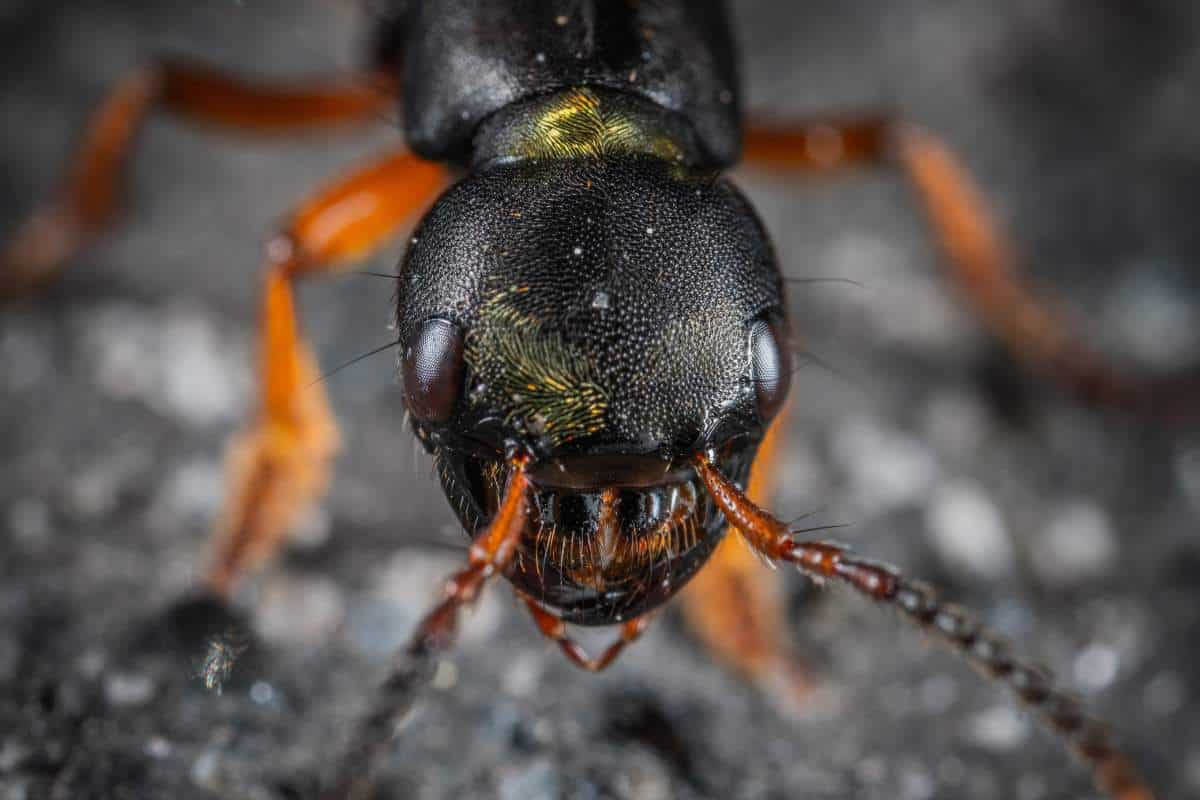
[694, 455, 1153, 800]
[323, 462, 531, 800]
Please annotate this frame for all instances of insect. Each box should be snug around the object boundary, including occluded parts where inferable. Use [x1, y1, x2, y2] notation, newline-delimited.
[4, 1, 1188, 798]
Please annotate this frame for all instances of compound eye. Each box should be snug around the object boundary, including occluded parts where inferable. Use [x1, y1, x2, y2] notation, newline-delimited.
[749, 317, 791, 423]
[402, 318, 465, 423]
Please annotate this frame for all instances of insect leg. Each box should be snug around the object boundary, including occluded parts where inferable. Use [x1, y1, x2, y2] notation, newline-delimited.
[679, 409, 812, 700]
[743, 117, 1197, 418]
[325, 464, 530, 800]
[208, 149, 447, 594]
[521, 594, 651, 672]
[693, 454, 1153, 800]
[1, 61, 395, 299]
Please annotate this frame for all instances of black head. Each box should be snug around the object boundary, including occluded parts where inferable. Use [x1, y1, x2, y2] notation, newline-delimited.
[397, 155, 789, 624]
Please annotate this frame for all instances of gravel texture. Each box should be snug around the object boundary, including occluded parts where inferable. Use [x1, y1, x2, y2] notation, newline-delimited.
[2, 2, 1199, 799]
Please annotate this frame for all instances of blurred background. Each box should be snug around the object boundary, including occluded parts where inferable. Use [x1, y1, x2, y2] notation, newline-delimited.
[1, 1, 1198, 798]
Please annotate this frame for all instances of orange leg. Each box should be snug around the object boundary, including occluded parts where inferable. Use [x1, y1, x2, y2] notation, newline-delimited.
[1, 60, 395, 299]
[743, 117, 1192, 416]
[207, 149, 447, 595]
[522, 595, 651, 672]
[679, 406, 810, 700]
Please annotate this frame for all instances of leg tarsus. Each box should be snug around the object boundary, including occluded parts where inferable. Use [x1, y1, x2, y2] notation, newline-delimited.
[1, 62, 394, 302]
[744, 115, 1197, 419]
[1, 69, 158, 300]
[0, 207, 84, 299]
[522, 595, 649, 672]
[892, 124, 1140, 409]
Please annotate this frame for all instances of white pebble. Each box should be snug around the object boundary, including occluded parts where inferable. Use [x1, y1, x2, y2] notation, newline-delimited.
[821, 234, 973, 352]
[67, 466, 122, 519]
[1032, 502, 1117, 586]
[88, 303, 158, 402]
[105, 672, 156, 707]
[289, 506, 332, 550]
[967, 705, 1030, 751]
[254, 575, 344, 646]
[924, 481, 1013, 580]
[159, 310, 246, 426]
[191, 751, 220, 789]
[432, 659, 459, 690]
[498, 759, 560, 800]
[530, 718, 554, 745]
[0, 739, 30, 772]
[503, 651, 545, 698]
[154, 459, 223, 524]
[249, 680, 274, 705]
[899, 765, 934, 800]
[1106, 268, 1200, 370]
[831, 417, 939, 514]
[144, 736, 172, 759]
[76, 649, 106, 680]
[1073, 643, 1119, 691]
[85, 304, 248, 426]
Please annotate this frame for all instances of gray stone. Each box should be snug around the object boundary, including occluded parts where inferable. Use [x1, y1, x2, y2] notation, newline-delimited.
[0, 2, 1196, 799]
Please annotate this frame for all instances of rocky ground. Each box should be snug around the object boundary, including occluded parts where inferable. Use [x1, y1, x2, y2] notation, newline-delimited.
[1, 1, 1199, 798]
